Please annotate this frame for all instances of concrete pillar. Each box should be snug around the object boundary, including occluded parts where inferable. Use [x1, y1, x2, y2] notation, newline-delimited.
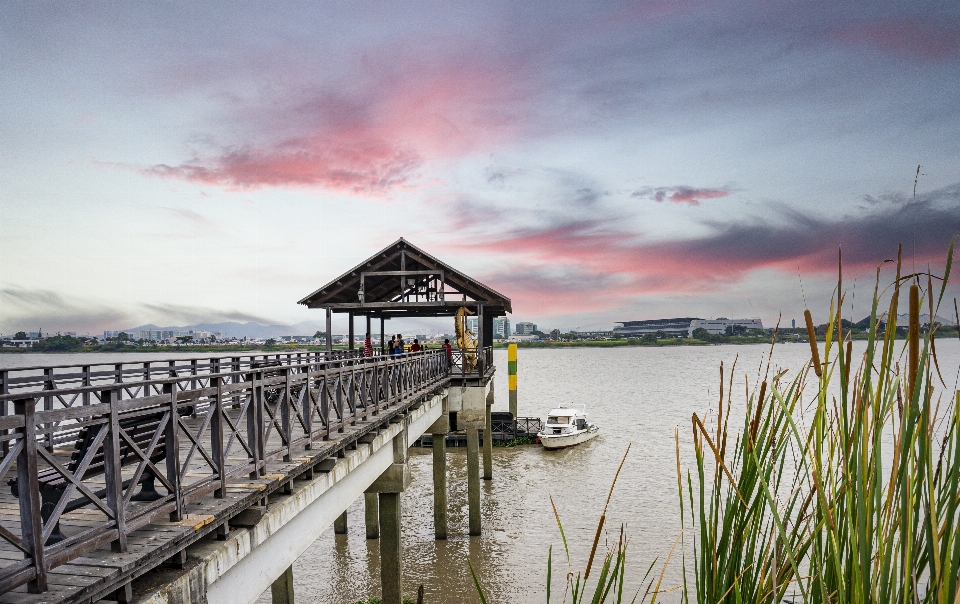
[433, 434, 447, 539]
[334, 510, 347, 535]
[364, 492, 379, 539]
[379, 492, 402, 604]
[466, 427, 481, 536]
[271, 565, 294, 604]
[483, 381, 493, 480]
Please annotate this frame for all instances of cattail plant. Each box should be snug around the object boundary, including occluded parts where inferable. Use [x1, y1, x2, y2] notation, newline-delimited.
[678, 239, 960, 603]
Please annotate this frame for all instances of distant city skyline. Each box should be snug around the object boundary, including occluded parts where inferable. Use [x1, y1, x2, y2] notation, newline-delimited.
[2, 2, 958, 336]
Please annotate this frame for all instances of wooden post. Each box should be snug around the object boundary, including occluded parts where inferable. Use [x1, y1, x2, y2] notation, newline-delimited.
[43, 368, 54, 451]
[349, 311, 355, 352]
[15, 398, 47, 593]
[211, 375, 226, 498]
[103, 389, 128, 552]
[0, 370, 7, 457]
[326, 308, 333, 355]
[281, 368, 292, 462]
[163, 382, 183, 522]
[303, 369, 314, 449]
[380, 317, 385, 355]
[247, 370, 261, 479]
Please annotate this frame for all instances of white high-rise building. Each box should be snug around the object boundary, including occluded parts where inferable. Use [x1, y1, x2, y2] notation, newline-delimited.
[493, 317, 511, 339]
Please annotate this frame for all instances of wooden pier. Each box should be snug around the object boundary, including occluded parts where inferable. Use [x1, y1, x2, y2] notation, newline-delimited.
[0, 239, 511, 604]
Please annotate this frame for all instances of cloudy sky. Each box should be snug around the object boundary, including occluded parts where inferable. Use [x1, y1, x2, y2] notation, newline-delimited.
[2, 0, 959, 335]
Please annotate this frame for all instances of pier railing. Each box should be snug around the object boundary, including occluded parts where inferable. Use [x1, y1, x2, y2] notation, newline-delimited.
[0, 349, 448, 594]
[448, 346, 494, 379]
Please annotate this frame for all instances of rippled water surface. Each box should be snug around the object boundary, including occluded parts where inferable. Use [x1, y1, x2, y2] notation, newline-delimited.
[5, 342, 959, 603]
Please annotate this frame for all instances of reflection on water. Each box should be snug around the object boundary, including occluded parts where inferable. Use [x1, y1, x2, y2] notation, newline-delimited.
[6, 343, 959, 603]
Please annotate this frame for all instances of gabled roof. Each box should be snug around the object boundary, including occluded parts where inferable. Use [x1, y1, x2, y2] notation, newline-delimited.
[298, 238, 512, 317]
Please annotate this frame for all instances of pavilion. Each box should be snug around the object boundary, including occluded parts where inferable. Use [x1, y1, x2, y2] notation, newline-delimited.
[297, 238, 512, 363]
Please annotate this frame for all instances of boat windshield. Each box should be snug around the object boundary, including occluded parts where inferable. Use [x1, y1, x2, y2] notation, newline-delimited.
[547, 416, 571, 425]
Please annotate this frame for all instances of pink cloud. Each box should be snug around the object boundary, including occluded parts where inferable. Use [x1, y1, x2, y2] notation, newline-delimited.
[835, 17, 960, 61]
[633, 185, 731, 206]
[460, 188, 960, 316]
[145, 53, 530, 195]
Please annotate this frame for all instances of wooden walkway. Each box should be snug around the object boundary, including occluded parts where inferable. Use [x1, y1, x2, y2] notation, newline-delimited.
[0, 351, 451, 602]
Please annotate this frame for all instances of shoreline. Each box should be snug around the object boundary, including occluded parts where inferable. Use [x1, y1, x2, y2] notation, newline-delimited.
[2, 331, 953, 354]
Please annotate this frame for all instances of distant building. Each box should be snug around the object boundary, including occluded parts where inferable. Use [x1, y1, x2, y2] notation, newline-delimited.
[104, 330, 120, 339]
[514, 321, 537, 335]
[613, 318, 701, 337]
[466, 316, 479, 333]
[688, 318, 764, 336]
[507, 334, 539, 342]
[140, 330, 162, 341]
[493, 317, 511, 339]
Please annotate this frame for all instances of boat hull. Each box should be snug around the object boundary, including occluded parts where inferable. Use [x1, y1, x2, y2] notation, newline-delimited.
[538, 427, 599, 450]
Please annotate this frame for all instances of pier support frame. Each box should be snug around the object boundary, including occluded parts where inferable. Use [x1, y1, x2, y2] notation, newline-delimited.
[466, 427, 481, 536]
[427, 397, 449, 540]
[334, 510, 347, 535]
[364, 416, 411, 604]
[364, 492, 379, 539]
[271, 566, 294, 604]
[483, 379, 493, 480]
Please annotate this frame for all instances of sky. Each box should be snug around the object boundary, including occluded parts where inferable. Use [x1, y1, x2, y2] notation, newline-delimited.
[2, 0, 959, 335]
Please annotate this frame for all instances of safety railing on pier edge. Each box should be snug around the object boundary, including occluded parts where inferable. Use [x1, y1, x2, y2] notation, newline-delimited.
[448, 346, 494, 379]
[0, 349, 449, 595]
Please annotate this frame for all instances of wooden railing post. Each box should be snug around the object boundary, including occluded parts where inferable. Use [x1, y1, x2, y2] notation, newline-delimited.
[101, 389, 128, 552]
[303, 369, 313, 449]
[81, 365, 91, 406]
[15, 397, 46, 593]
[0, 370, 7, 457]
[163, 382, 183, 522]
[320, 373, 330, 440]
[42, 368, 54, 451]
[211, 375, 226, 498]
[281, 368, 292, 462]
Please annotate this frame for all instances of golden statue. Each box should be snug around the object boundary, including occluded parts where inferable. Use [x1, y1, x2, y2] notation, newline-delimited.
[455, 306, 478, 372]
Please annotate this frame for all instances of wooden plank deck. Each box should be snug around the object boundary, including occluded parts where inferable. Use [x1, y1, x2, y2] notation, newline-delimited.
[0, 405, 407, 603]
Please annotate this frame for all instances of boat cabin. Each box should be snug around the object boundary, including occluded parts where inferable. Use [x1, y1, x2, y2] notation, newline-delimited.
[545, 407, 588, 434]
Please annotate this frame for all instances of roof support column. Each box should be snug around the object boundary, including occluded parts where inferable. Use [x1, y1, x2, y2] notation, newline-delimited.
[348, 312, 355, 351]
[325, 308, 333, 355]
[380, 317, 385, 355]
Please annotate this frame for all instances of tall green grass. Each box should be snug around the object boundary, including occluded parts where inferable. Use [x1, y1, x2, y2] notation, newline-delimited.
[680, 240, 960, 603]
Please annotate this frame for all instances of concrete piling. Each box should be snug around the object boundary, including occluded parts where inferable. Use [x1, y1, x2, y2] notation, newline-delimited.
[364, 492, 379, 539]
[483, 401, 493, 480]
[432, 433, 447, 539]
[271, 565, 294, 604]
[379, 492, 402, 604]
[334, 510, 347, 535]
[466, 427, 481, 536]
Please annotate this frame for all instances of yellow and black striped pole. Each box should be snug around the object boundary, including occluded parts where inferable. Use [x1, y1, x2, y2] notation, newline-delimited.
[508, 343, 518, 417]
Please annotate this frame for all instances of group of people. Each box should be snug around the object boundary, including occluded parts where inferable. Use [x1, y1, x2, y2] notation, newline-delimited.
[361, 333, 453, 358]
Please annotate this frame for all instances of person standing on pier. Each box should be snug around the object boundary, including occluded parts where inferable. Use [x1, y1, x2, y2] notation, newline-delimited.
[364, 333, 373, 356]
[395, 334, 405, 354]
[388, 335, 396, 355]
[442, 338, 452, 358]
[410, 338, 421, 352]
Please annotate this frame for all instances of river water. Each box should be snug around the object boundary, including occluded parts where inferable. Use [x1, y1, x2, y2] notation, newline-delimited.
[4, 341, 960, 603]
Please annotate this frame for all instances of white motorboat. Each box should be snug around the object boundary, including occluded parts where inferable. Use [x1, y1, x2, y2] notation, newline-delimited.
[537, 406, 599, 450]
